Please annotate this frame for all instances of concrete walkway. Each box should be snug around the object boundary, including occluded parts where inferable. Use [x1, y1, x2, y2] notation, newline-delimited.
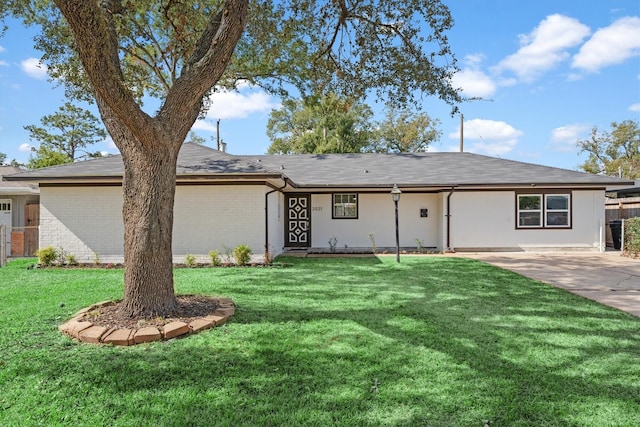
[455, 251, 640, 318]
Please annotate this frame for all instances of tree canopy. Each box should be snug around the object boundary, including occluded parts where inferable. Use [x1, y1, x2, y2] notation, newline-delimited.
[24, 102, 106, 169]
[2, 0, 463, 318]
[369, 107, 441, 153]
[267, 94, 374, 154]
[267, 95, 442, 154]
[577, 119, 639, 180]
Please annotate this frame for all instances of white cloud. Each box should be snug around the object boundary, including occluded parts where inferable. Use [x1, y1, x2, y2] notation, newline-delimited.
[20, 57, 48, 79]
[104, 137, 117, 150]
[572, 16, 640, 72]
[494, 14, 590, 82]
[629, 103, 640, 112]
[192, 120, 218, 133]
[549, 123, 590, 152]
[448, 119, 523, 156]
[451, 54, 496, 98]
[0, 45, 5, 53]
[0, 60, 8, 67]
[19, 143, 33, 152]
[205, 85, 280, 120]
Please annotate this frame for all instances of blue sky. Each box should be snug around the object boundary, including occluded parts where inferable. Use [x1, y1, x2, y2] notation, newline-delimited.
[1, 1, 639, 171]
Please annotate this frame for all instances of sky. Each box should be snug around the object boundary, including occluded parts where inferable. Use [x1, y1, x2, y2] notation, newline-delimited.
[0, 1, 639, 172]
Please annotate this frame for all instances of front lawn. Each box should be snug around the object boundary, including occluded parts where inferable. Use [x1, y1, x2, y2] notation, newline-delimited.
[0, 256, 638, 426]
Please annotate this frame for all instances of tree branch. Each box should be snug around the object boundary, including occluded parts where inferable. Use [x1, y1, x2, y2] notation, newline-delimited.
[159, 0, 249, 140]
[53, 0, 154, 143]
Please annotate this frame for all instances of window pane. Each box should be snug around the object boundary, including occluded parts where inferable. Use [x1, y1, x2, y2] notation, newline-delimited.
[519, 212, 541, 226]
[547, 195, 568, 210]
[519, 195, 541, 210]
[546, 212, 568, 226]
[333, 194, 357, 218]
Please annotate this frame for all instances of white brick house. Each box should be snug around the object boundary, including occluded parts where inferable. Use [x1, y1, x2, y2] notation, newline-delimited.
[4, 143, 634, 262]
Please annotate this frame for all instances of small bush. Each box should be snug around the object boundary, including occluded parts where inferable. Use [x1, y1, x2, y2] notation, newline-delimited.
[233, 244, 252, 266]
[35, 246, 58, 266]
[208, 250, 221, 266]
[624, 217, 640, 257]
[222, 245, 233, 264]
[65, 254, 78, 266]
[185, 254, 196, 268]
[368, 232, 377, 254]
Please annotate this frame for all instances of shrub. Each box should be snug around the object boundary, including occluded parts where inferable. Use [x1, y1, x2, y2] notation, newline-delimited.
[368, 232, 377, 254]
[185, 254, 196, 268]
[208, 250, 221, 266]
[233, 244, 252, 266]
[222, 245, 233, 264]
[35, 246, 58, 266]
[65, 254, 78, 266]
[624, 217, 640, 257]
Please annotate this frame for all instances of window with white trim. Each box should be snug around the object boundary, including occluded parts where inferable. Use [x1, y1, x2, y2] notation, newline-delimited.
[333, 193, 358, 219]
[545, 194, 570, 227]
[517, 194, 542, 227]
[517, 193, 570, 229]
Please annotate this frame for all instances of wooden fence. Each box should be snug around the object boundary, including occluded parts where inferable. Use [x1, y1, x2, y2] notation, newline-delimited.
[605, 197, 640, 247]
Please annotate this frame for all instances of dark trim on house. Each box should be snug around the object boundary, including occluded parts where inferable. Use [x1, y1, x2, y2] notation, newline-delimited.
[331, 192, 359, 220]
[514, 190, 574, 230]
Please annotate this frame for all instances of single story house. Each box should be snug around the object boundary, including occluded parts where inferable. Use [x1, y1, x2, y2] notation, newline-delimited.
[0, 166, 40, 256]
[4, 143, 634, 263]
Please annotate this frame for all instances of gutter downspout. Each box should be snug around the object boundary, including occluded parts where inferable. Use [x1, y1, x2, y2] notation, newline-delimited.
[265, 177, 288, 259]
[446, 187, 455, 253]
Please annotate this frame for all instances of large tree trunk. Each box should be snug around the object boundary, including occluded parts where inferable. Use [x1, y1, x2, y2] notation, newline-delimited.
[53, 0, 249, 318]
[100, 100, 182, 318]
[120, 142, 180, 317]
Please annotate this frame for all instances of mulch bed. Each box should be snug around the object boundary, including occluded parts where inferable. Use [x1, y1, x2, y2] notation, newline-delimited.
[79, 295, 221, 330]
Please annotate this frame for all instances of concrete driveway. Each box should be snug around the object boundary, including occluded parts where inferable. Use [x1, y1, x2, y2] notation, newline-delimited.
[456, 251, 640, 317]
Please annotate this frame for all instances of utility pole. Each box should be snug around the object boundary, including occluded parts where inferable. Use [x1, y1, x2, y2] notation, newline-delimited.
[216, 119, 221, 151]
[459, 113, 464, 153]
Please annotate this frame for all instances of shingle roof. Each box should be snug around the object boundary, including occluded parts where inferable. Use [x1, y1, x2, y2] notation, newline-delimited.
[243, 152, 634, 188]
[4, 143, 278, 180]
[0, 166, 39, 194]
[4, 143, 634, 188]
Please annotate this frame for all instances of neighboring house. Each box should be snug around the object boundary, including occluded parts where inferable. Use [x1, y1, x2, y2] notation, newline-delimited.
[4, 143, 634, 263]
[0, 166, 40, 256]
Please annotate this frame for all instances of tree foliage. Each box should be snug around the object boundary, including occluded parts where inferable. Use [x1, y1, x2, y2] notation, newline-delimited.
[267, 94, 374, 154]
[267, 96, 442, 154]
[24, 102, 106, 169]
[3, 0, 463, 318]
[0, 152, 6, 165]
[577, 119, 640, 180]
[369, 107, 441, 153]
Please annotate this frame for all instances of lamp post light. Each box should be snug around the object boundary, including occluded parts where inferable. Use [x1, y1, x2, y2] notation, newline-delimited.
[390, 184, 402, 263]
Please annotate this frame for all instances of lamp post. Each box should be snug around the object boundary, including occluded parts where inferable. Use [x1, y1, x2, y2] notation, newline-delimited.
[390, 184, 402, 263]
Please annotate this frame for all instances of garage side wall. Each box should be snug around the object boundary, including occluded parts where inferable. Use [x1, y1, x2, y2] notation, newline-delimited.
[449, 190, 605, 251]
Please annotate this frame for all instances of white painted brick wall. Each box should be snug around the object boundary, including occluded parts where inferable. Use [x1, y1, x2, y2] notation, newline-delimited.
[40, 186, 124, 263]
[40, 184, 270, 264]
[173, 185, 266, 262]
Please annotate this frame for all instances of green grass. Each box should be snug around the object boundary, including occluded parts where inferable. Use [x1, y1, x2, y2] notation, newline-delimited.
[1, 256, 639, 426]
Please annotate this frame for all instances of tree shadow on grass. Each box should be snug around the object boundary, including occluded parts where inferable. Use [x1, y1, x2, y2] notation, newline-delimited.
[9, 257, 640, 426]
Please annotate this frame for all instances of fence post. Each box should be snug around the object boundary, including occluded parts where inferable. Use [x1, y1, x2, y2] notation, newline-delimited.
[0, 224, 6, 267]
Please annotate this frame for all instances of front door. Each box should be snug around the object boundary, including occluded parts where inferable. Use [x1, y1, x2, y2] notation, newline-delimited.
[285, 194, 311, 248]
